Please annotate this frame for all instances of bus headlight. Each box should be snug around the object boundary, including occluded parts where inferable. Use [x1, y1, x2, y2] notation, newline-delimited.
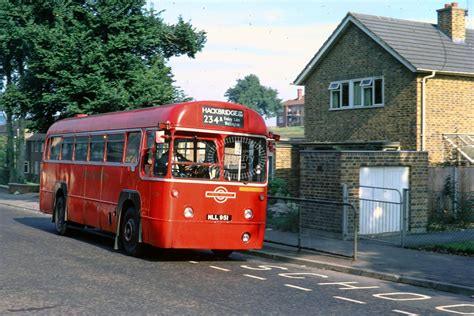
[242, 232, 251, 243]
[244, 209, 253, 220]
[184, 207, 194, 218]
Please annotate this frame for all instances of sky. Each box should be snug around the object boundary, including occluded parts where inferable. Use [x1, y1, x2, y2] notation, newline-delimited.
[149, 0, 474, 124]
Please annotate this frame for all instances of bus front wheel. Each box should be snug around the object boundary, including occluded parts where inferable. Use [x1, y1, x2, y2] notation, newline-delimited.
[120, 207, 144, 257]
[54, 196, 69, 236]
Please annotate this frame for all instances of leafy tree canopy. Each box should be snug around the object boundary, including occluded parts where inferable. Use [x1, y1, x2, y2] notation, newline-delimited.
[224, 74, 282, 118]
[0, 0, 206, 132]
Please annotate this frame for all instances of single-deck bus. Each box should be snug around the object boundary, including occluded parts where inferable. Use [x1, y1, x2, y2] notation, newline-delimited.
[40, 101, 272, 257]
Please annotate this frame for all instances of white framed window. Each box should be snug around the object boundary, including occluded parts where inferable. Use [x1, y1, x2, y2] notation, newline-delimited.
[24, 161, 30, 174]
[34, 161, 40, 175]
[329, 77, 384, 110]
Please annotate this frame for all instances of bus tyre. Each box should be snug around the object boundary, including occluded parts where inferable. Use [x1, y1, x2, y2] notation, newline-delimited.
[121, 207, 144, 257]
[212, 250, 233, 258]
[54, 196, 69, 236]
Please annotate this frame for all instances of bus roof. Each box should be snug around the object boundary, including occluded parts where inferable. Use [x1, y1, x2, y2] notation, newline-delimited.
[46, 101, 267, 136]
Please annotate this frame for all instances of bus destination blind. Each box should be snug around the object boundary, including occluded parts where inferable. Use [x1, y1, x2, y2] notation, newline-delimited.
[202, 106, 244, 128]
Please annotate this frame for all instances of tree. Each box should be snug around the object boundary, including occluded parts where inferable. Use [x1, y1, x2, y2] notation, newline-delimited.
[20, 0, 206, 132]
[225, 74, 282, 118]
[0, 0, 206, 131]
[0, 0, 33, 183]
[0, 1, 206, 182]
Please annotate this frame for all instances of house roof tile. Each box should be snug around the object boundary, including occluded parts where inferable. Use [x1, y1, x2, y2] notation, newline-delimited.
[351, 13, 474, 74]
[294, 12, 474, 84]
[283, 96, 305, 106]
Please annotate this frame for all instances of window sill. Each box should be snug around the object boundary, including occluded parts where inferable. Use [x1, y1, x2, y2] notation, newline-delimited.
[329, 104, 384, 111]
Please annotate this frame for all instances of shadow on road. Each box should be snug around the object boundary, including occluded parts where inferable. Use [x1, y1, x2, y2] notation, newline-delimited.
[14, 216, 245, 263]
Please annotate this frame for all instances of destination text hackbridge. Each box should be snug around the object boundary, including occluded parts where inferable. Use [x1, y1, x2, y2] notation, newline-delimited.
[202, 107, 244, 117]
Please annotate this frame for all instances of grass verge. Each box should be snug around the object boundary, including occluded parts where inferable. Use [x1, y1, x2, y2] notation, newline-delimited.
[269, 126, 304, 139]
[419, 240, 474, 256]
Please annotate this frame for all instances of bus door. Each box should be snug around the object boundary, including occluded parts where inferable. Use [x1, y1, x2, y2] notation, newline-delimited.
[137, 130, 170, 220]
[135, 130, 160, 221]
[84, 135, 104, 228]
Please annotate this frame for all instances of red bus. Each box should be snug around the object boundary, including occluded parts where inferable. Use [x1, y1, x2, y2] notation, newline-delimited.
[40, 101, 271, 257]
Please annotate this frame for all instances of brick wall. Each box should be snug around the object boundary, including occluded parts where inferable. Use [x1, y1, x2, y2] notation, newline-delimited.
[274, 142, 300, 197]
[418, 75, 474, 164]
[304, 24, 418, 151]
[299, 151, 344, 236]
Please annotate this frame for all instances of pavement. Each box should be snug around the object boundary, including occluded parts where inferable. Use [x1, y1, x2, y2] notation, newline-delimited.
[1, 189, 473, 297]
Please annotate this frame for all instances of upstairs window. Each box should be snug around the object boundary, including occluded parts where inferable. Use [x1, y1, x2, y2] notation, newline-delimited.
[328, 82, 341, 109]
[329, 77, 384, 110]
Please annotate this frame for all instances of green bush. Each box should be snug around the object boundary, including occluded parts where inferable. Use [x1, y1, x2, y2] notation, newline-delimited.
[419, 241, 474, 256]
[267, 206, 299, 233]
[268, 177, 289, 197]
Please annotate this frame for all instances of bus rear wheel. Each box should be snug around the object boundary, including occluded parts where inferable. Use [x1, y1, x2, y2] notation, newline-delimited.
[54, 196, 69, 236]
[120, 207, 144, 257]
[212, 250, 233, 258]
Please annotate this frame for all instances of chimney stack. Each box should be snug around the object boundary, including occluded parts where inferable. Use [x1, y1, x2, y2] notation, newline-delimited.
[437, 2, 467, 43]
[297, 88, 303, 100]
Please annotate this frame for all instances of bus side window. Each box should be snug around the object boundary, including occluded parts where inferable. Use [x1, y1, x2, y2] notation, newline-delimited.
[143, 131, 155, 175]
[61, 137, 74, 161]
[146, 131, 155, 149]
[106, 134, 125, 163]
[74, 136, 88, 161]
[89, 135, 105, 162]
[125, 132, 141, 164]
[49, 137, 62, 160]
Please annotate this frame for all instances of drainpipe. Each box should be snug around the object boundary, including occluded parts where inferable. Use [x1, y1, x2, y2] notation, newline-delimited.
[421, 71, 436, 151]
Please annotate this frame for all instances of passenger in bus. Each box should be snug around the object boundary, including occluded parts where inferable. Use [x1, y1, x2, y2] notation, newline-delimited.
[154, 150, 170, 176]
[154, 150, 190, 177]
[143, 150, 154, 176]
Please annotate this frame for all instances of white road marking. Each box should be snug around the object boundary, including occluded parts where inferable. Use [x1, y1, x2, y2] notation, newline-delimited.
[392, 310, 419, 316]
[334, 296, 366, 304]
[243, 274, 267, 281]
[240, 265, 288, 271]
[278, 272, 328, 279]
[284, 284, 313, 292]
[436, 304, 474, 315]
[189, 261, 198, 264]
[209, 266, 230, 272]
[373, 292, 431, 301]
[318, 281, 379, 290]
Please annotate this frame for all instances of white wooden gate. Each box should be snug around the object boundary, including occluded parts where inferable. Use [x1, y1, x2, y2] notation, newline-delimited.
[359, 167, 409, 235]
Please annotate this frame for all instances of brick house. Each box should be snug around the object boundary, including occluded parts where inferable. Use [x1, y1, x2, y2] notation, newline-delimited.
[294, 2, 473, 166]
[274, 3, 474, 238]
[277, 89, 305, 127]
[25, 133, 45, 183]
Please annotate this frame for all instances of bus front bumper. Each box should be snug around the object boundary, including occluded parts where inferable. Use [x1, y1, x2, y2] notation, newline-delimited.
[143, 218, 265, 250]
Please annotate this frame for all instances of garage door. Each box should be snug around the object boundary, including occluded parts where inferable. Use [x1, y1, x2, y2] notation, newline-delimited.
[359, 167, 409, 234]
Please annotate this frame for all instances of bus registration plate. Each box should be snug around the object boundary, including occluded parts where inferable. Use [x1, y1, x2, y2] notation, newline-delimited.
[207, 214, 232, 221]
